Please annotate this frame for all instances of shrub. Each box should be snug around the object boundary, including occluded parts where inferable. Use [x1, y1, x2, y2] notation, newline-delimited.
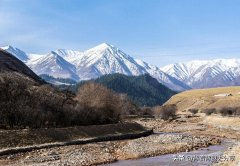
[0, 74, 137, 129]
[201, 107, 240, 117]
[75, 82, 125, 124]
[138, 107, 154, 117]
[202, 108, 216, 115]
[234, 108, 240, 116]
[188, 109, 198, 114]
[0, 73, 76, 129]
[218, 107, 236, 117]
[154, 104, 177, 120]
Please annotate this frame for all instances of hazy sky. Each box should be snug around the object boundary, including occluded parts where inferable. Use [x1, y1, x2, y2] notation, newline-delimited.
[1, 0, 240, 67]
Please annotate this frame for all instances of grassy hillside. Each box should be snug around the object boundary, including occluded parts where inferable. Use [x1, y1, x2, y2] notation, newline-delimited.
[166, 86, 240, 111]
[94, 73, 177, 107]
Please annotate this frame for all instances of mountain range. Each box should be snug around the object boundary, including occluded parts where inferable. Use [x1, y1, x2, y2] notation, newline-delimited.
[161, 59, 240, 89]
[0, 43, 190, 91]
[2, 43, 240, 90]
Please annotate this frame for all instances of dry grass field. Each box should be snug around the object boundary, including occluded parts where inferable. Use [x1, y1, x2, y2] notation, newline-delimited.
[165, 86, 240, 112]
[203, 115, 240, 131]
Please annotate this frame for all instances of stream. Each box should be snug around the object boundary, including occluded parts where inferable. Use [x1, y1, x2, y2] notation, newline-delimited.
[103, 136, 233, 166]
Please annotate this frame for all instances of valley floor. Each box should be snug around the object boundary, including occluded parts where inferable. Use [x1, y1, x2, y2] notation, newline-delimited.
[0, 115, 239, 166]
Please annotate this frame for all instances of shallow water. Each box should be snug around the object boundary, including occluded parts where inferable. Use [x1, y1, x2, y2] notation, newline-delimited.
[103, 140, 232, 166]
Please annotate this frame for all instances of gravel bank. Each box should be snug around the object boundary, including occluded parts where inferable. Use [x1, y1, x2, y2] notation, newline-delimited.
[115, 133, 220, 160]
[0, 133, 220, 166]
[0, 129, 153, 156]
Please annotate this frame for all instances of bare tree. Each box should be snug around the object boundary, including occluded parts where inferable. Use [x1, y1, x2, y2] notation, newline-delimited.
[154, 104, 177, 120]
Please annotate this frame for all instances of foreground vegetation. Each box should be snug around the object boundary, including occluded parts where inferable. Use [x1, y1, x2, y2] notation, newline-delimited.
[0, 72, 138, 129]
[2, 71, 239, 130]
[0, 71, 177, 129]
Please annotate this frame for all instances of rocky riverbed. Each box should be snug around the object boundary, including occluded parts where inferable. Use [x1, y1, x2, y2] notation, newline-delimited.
[0, 133, 220, 166]
[133, 115, 240, 166]
[1, 115, 238, 166]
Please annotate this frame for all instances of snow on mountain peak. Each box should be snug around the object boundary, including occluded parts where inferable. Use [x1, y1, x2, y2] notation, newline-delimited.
[0, 45, 29, 62]
[1, 45, 12, 50]
[85, 43, 115, 55]
[161, 58, 240, 88]
[49, 51, 58, 56]
[27, 51, 79, 81]
[92, 42, 113, 50]
[99, 42, 112, 47]
[56, 49, 82, 57]
[75, 43, 189, 91]
[1, 43, 190, 91]
[80, 43, 132, 67]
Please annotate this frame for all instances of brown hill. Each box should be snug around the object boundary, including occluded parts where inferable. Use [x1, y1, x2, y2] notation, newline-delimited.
[165, 86, 240, 111]
[0, 49, 43, 83]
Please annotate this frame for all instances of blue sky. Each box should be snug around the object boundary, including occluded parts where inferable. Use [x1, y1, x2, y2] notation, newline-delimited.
[1, 0, 240, 66]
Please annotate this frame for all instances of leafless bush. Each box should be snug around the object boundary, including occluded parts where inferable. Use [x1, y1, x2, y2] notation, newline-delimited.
[75, 82, 125, 124]
[0, 74, 138, 129]
[138, 107, 154, 117]
[188, 109, 198, 115]
[118, 94, 139, 116]
[201, 107, 240, 117]
[218, 107, 240, 117]
[0, 73, 75, 129]
[201, 108, 216, 115]
[235, 108, 240, 116]
[154, 104, 177, 120]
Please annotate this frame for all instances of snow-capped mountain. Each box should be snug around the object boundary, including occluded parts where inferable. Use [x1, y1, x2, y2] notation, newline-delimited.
[6, 43, 240, 90]
[0, 45, 29, 62]
[55, 49, 83, 62]
[27, 51, 79, 81]
[1, 43, 190, 91]
[161, 59, 240, 88]
[71, 43, 190, 91]
[74, 43, 146, 79]
[134, 59, 191, 91]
